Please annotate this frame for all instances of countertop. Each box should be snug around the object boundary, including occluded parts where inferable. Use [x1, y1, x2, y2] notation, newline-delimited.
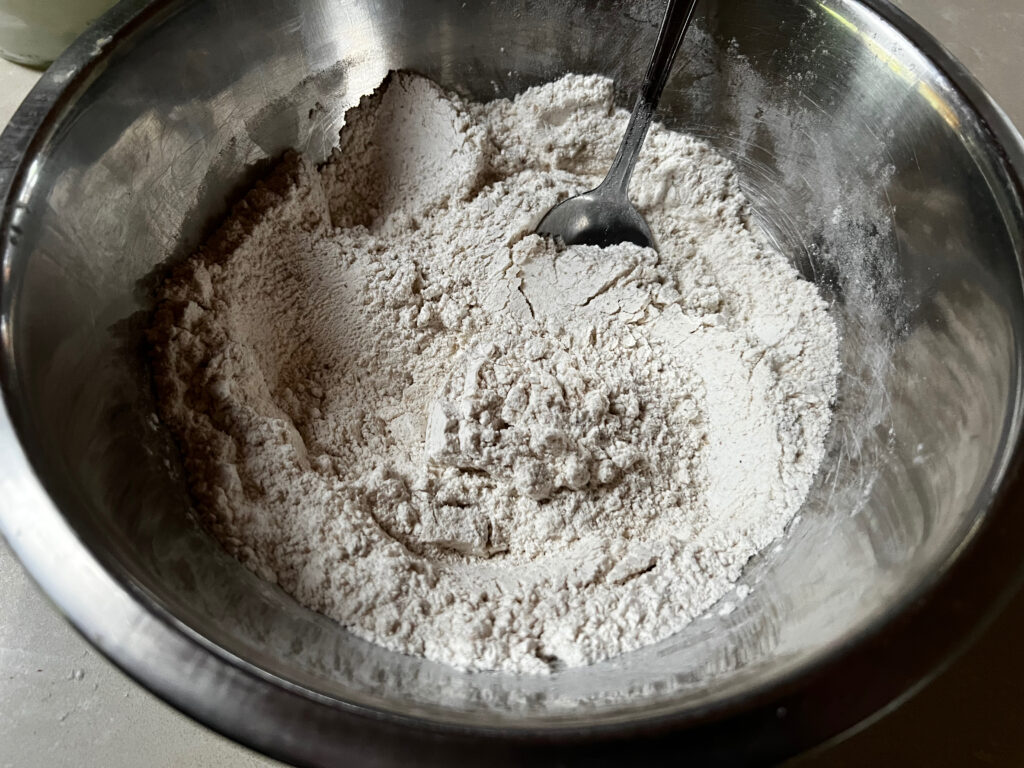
[2, 2, 1022, 766]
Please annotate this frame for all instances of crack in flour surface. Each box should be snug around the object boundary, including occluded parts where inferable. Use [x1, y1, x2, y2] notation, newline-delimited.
[149, 72, 839, 674]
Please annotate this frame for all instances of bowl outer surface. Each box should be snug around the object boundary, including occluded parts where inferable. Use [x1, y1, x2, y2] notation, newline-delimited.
[2, 0, 1024, 765]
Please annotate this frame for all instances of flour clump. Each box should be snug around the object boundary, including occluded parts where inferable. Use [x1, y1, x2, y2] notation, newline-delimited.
[148, 72, 840, 674]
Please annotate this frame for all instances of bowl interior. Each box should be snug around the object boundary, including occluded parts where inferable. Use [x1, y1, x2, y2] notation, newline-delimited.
[2, 0, 1024, 728]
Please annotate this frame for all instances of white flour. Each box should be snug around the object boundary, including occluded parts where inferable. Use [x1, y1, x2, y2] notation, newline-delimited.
[149, 72, 839, 673]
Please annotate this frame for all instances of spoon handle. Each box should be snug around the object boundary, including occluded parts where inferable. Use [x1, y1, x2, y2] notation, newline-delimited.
[602, 0, 701, 196]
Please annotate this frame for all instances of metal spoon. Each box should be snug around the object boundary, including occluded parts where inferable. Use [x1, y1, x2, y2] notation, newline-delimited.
[535, 0, 701, 249]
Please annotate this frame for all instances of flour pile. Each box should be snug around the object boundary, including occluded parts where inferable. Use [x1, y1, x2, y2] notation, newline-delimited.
[148, 72, 839, 673]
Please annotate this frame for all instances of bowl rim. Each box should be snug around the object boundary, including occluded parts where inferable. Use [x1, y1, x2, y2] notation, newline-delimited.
[2, 0, 1024, 764]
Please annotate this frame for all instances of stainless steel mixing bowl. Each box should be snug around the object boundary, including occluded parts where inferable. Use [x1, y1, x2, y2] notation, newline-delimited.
[2, 0, 1024, 764]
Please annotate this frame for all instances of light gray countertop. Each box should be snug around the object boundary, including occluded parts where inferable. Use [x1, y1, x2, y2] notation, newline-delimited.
[1, 2, 1022, 766]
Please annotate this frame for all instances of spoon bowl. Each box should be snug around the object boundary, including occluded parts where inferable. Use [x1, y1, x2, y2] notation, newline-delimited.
[535, 186, 654, 248]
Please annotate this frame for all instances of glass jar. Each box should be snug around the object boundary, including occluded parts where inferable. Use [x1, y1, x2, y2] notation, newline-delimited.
[0, 0, 119, 68]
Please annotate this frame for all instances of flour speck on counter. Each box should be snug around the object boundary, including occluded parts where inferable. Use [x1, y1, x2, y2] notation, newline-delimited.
[147, 72, 839, 674]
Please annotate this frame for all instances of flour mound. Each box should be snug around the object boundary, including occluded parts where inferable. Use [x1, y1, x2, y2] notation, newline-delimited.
[148, 72, 839, 674]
